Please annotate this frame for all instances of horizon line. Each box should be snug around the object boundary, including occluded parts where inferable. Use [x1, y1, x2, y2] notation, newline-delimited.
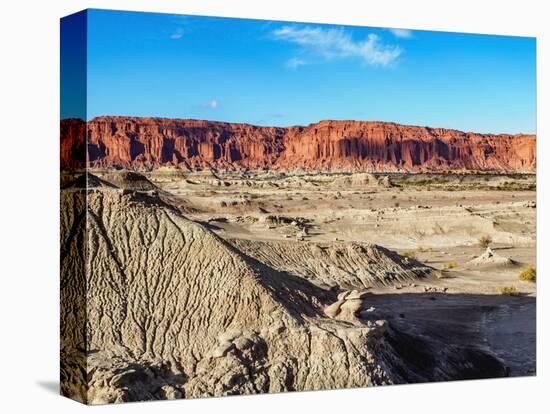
[60, 115, 537, 137]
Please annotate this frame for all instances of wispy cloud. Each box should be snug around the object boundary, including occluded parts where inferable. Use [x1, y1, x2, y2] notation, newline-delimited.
[389, 28, 413, 39]
[273, 25, 402, 67]
[170, 29, 183, 40]
[209, 99, 218, 109]
[286, 57, 308, 69]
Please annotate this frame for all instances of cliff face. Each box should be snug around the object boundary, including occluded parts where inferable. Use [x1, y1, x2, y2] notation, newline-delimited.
[60, 118, 87, 169]
[61, 117, 536, 172]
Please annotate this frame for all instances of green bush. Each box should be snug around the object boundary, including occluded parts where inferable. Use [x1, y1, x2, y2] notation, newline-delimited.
[518, 265, 536, 282]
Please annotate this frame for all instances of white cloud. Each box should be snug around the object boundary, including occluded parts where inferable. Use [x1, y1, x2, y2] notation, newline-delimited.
[209, 99, 218, 109]
[273, 25, 402, 67]
[170, 29, 183, 40]
[286, 57, 308, 68]
[389, 28, 413, 39]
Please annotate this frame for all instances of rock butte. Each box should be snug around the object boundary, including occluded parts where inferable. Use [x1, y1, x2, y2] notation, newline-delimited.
[60, 117, 536, 172]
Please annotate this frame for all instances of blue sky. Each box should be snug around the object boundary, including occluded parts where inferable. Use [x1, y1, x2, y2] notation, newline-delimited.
[68, 9, 536, 134]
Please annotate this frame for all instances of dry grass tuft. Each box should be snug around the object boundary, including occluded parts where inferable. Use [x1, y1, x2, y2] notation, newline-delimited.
[498, 285, 519, 296]
[401, 250, 417, 259]
[478, 234, 493, 249]
[518, 265, 536, 282]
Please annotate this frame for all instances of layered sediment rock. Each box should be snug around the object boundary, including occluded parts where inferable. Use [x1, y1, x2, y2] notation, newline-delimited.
[61, 117, 536, 172]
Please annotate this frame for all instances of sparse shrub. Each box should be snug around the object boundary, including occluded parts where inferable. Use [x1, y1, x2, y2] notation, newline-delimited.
[433, 270, 447, 279]
[401, 251, 417, 259]
[394, 202, 400, 208]
[416, 246, 432, 253]
[250, 193, 260, 200]
[286, 195, 293, 201]
[518, 265, 536, 282]
[445, 260, 457, 269]
[302, 197, 309, 201]
[478, 234, 493, 249]
[499, 285, 519, 296]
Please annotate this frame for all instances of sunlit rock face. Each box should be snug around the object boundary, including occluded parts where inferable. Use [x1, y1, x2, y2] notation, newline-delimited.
[61, 117, 536, 172]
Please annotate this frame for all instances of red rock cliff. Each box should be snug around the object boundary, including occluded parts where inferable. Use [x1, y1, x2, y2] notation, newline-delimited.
[61, 116, 536, 172]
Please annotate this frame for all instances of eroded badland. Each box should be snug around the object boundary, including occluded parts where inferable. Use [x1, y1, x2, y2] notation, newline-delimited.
[60, 118, 536, 404]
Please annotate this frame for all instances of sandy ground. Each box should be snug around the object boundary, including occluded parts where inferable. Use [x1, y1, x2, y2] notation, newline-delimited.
[95, 169, 537, 377]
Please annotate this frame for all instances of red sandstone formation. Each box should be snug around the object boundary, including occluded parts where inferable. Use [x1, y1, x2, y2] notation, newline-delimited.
[60, 116, 536, 172]
[60, 118, 87, 169]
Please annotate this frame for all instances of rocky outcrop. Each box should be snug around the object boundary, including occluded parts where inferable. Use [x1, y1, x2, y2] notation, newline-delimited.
[230, 239, 431, 289]
[279, 120, 535, 172]
[60, 118, 87, 169]
[468, 247, 515, 267]
[61, 117, 536, 172]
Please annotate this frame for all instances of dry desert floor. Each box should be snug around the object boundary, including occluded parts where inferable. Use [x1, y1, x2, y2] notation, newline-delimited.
[61, 169, 536, 403]
[152, 170, 536, 374]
